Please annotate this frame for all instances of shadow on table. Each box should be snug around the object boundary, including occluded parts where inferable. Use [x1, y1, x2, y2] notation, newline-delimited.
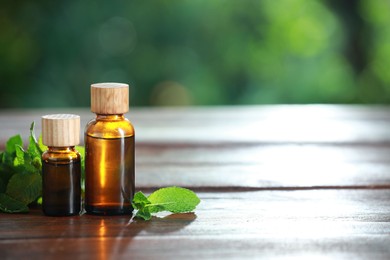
[136, 212, 197, 234]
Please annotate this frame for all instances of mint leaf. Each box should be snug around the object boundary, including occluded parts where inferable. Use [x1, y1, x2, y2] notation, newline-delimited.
[13, 145, 40, 174]
[0, 178, 5, 193]
[27, 122, 43, 171]
[132, 191, 152, 220]
[0, 162, 15, 186]
[28, 122, 43, 156]
[136, 208, 152, 220]
[0, 193, 29, 213]
[5, 135, 23, 155]
[0, 122, 46, 213]
[76, 145, 85, 182]
[132, 187, 200, 220]
[75, 145, 85, 159]
[148, 187, 200, 213]
[3, 135, 23, 166]
[0, 152, 10, 185]
[0, 148, 17, 185]
[38, 135, 47, 153]
[132, 191, 150, 208]
[6, 172, 42, 205]
[14, 145, 25, 167]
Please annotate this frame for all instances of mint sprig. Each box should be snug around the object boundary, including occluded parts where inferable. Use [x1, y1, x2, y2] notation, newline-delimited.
[132, 187, 201, 220]
[0, 122, 44, 213]
[0, 193, 29, 213]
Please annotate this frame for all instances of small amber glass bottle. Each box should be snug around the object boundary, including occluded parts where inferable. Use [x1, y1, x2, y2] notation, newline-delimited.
[85, 82, 135, 215]
[41, 114, 81, 216]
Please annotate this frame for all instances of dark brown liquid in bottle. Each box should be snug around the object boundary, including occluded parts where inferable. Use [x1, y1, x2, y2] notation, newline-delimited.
[42, 161, 81, 216]
[85, 136, 134, 215]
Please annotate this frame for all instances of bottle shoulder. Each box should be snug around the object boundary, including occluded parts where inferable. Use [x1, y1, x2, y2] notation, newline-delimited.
[42, 149, 81, 164]
[85, 116, 135, 139]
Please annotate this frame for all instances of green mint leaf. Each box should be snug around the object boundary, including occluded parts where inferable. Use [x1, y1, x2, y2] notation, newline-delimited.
[38, 135, 47, 153]
[31, 157, 42, 171]
[135, 208, 152, 220]
[6, 172, 42, 205]
[132, 191, 164, 220]
[0, 122, 46, 214]
[1, 144, 18, 184]
[0, 193, 29, 213]
[5, 135, 23, 155]
[132, 191, 150, 210]
[28, 122, 43, 156]
[148, 187, 200, 214]
[3, 135, 23, 166]
[27, 122, 43, 172]
[75, 146, 85, 183]
[0, 178, 5, 193]
[0, 152, 11, 185]
[0, 162, 15, 186]
[132, 187, 201, 220]
[14, 145, 25, 167]
[27, 139, 41, 161]
[13, 145, 40, 174]
[132, 191, 153, 220]
[75, 146, 85, 158]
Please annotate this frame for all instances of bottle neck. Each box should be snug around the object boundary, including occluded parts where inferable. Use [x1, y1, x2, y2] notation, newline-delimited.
[47, 146, 76, 153]
[95, 114, 124, 121]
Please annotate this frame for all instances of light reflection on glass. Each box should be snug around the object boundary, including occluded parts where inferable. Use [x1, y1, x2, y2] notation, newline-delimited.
[99, 143, 106, 188]
[98, 219, 107, 260]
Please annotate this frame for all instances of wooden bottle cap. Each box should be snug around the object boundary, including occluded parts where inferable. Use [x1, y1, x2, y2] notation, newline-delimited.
[91, 83, 129, 114]
[42, 114, 80, 147]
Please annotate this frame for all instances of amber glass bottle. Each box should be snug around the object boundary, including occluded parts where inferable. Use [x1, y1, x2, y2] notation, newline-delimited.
[41, 114, 81, 216]
[85, 83, 135, 215]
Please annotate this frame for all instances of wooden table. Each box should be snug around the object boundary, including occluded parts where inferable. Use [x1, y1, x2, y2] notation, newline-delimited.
[1, 105, 390, 259]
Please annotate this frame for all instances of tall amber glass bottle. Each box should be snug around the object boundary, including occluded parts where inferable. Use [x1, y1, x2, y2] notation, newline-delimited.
[85, 83, 135, 215]
[41, 114, 81, 216]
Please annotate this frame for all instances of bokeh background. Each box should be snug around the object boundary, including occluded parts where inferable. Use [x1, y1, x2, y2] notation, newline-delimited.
[1, 0, 390, 108]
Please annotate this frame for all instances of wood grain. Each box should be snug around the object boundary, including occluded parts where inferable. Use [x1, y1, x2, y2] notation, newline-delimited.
[2, 106, 390, 189]
[91, 83, 129, 114]
[136, 143, 390, 189]
[1, 190, 390, 259]
[2, 105, 390, 145]
[1, 105, 390, 259]
[41, 114, 80, 147]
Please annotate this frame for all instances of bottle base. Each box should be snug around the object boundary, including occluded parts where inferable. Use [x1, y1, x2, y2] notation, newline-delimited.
[85, 205, 133, 216]
[43, 209, 80, 217]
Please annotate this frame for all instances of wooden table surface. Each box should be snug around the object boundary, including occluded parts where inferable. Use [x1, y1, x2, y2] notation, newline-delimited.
[1, 105, 390, 259]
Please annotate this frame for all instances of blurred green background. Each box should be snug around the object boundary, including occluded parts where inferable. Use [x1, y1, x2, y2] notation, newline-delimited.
[1, 0, 390, 107]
